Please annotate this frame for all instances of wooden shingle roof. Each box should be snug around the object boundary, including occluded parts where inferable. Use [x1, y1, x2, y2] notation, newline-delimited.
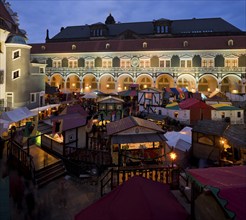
[106, 116, 164, 135]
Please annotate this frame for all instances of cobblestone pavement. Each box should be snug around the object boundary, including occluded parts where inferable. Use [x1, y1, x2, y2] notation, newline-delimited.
[8, 174, 101, 220]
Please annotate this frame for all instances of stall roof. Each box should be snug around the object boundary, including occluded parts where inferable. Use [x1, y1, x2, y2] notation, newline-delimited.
[97, 96, 124, 103]
[52, 113, 87, 131]
[187, 166, 246, 220]
[0, 107, 37, 123]
[111, 133, 167, 144]
[107, 116, 164, 135]
[179, 98, 214, 110]
[75, 176, 189, 220]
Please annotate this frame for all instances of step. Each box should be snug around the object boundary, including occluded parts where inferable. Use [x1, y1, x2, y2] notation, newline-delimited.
[35, 161, 64, 178]
[35, 166, 66, 184]
[37, 170, 66, 188]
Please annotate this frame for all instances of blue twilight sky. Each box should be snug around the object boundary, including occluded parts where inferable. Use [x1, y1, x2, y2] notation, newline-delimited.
[8, 0, 246, 43]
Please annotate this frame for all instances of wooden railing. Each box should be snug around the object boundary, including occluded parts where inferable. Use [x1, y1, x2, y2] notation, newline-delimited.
[7, 140, 36, 181]
[41, 134, 64, 155]
[100, 165, 179, 196]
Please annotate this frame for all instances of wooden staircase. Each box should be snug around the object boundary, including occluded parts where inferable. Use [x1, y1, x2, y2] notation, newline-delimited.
[34, 160, 66, 188]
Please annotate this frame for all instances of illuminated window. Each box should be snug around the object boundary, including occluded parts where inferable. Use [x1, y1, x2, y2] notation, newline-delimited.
[85, 60, 94, 68]
[221, 112, 225, 119]
[225, 58, 238, 67]
[180, 59, 192, 68]
[41, 45, 46, 50]
[202, 58, 214, 67]
[120, 59, 131, 68]
[174, 112, 179, 118]
[12, 69, 20, 79]
[143, 42, 147, 48]
[139, 59, 150, 68]
[102, 59, 112, 68]
[68, 59, 78, 68]
[159, 59, 171, 67]
[53, 60, 61, 68]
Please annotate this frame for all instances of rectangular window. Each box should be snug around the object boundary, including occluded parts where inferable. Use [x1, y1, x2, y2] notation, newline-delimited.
[120, 60, 131, 68]
[145, 93, 153, 100]
[12, 70, 20, 79]
[85, 60, 94, 68]
[39, 67, 44, 73]
[166, 60, 171, 67]
[139, 60, 150, 68]
[0, 70, 4, 84]
[160, 60, 171, 67]
[160, 60, 165, 67]
[225, 59, 238, 67]
[180, 60, 192, 68]
[202, 58, 214, 67]
[30, 93, 36, 103]
[237, 112, 241, 118]
[12, 49, 20, 60]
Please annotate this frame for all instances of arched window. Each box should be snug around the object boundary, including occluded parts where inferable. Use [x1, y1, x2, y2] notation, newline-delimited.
[143, 42, 147, 48]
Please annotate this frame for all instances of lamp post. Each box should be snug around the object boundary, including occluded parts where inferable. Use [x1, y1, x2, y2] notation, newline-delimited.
[170, 152, 177, 168]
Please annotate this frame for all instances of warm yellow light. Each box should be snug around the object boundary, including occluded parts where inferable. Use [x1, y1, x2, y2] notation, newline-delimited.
[144, 85, 147, 88]
[170, 152, 177, 161]
[207, 88, 210, 92]
[106, 84, 109, 88]
[232, 89, 238, 94]
[72, 83, 75, 87]
[89, 85, 91, 89]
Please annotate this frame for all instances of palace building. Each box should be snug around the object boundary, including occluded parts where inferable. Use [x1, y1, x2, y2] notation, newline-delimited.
[30, 14, 246, 95]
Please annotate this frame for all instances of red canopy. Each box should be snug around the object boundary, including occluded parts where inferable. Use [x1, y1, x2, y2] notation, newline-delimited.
[188, 166, 246, 220]
[179, 98, 214, 110]
[75, 176, 189, 220]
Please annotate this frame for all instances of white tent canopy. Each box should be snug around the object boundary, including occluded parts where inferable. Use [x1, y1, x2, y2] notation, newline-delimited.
[0, 107, 37, 123]
[164, 126, 192, 152]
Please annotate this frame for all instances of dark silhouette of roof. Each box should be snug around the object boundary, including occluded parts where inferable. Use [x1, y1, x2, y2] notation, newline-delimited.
[48, 17, 242, 42]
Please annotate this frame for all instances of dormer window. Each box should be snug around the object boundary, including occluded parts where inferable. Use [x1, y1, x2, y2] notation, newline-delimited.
[72, 44, 76, 50]
[106, 43, 110, 49]
[93, 29, 103, 37]
[183, 41, 189, 47]
[143, 42, 147, 48]
[156, 25, 169, 34]
[228, 39, 234, 46]
[41, 45, 46, 50]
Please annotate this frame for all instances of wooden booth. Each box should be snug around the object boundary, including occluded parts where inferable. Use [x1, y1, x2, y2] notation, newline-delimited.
[106, 116, 167, 166]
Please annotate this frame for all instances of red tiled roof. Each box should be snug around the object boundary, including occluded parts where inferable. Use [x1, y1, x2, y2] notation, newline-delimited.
[179, 98, 214, 110]
[106, 116, 164, 135]
[30, 35, 246, 54]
